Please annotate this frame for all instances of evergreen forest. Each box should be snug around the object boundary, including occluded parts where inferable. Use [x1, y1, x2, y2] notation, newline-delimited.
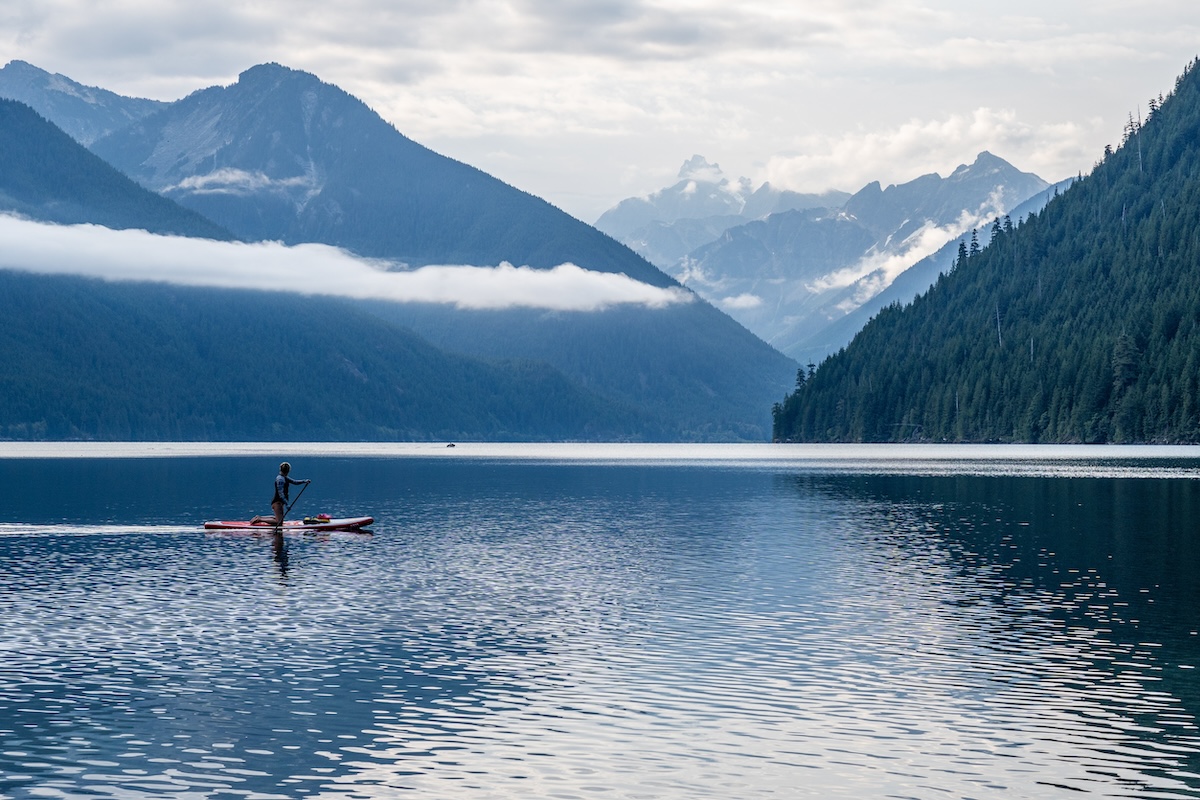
[0, 271, 656, 441]
[774, 58, 1200, 444]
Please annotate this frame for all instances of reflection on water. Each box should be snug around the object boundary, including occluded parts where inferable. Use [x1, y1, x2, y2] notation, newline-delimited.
[0, 452, 1199, 798]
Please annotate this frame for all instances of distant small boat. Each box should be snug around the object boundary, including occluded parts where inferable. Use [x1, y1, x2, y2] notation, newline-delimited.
[204, 516, 374, 532]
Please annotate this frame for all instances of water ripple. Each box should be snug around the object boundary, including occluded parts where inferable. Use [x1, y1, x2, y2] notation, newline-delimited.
[0, 464, 1198, 798]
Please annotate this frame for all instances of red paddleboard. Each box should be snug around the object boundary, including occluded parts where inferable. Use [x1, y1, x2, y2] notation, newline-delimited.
[204, 516, 374, 532]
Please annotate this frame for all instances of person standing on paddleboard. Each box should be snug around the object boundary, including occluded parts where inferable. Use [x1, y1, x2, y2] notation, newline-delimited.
[251, 462, 310, 526]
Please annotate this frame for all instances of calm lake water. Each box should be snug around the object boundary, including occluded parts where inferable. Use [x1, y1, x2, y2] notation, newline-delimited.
[2, 443, 1200, 799]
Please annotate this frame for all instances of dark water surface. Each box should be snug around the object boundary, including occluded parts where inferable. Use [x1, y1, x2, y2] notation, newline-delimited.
[1, 445, 1200, 798]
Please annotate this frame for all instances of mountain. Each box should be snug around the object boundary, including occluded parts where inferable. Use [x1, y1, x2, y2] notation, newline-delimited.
[87, 63, 796, 440]
[0, 99, 663, 441]
[0, 270, 656, 441]
[785, 177, 1077, 367]
[0, 60, 165, 145]
[595, 155, 850, 267]
[91, 63, 667, 284]
[672, 152, 1049, 359]
[773, 58, 1200, 444]
[0, 99, 233, 239]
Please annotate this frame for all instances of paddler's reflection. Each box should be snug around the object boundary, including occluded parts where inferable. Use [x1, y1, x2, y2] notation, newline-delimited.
[272, 529, 289, 578]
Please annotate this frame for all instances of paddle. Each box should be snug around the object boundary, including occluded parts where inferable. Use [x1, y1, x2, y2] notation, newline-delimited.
[277, 480, 311, 528]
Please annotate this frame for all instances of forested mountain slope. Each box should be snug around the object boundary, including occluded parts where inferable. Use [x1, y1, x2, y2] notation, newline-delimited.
[370, 298, 787, 440]
[0, 99, 232, 239]
[774, 58, 1200, 444]
[0, 271, 653, 441]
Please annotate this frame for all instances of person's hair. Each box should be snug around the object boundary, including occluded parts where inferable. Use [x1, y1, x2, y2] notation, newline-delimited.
[280, 462, 291, 474]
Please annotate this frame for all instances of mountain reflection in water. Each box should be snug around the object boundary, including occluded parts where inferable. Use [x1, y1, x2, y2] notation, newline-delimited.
[0, 447, 1197, 799]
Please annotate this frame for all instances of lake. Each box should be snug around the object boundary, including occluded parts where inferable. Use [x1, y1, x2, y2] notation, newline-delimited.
[2, 443, 1200, 799]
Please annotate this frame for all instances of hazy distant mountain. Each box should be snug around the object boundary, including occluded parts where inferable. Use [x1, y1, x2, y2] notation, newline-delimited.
[785, 178, 1076, 366]
[86, 63, 795, 439]
[0, 60, 165, 145]
[671, 152, 1049, 360]
[619, 214, 747, 271]
[0, 99, 232, 239]
[841, 151, 1047, 242]
[596, 156, 850, 267]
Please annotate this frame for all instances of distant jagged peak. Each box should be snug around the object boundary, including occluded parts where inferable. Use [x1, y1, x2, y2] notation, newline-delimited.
[848, 152, 1045, 205]
[2, 60, 45, 77]
[0, 60, 71, 88]
[678, 154, 727, 184]
[949, 150, 1021, 179]
[595, 153, 851, 243]
[0, 60, 160, 104]
[0, 60, 168, 145]
[1, 59, 96, 99]
[972, 149, 1005, 164]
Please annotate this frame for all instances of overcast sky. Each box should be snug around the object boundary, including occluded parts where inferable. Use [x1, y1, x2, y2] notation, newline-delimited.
[4, 1, 1198, 222]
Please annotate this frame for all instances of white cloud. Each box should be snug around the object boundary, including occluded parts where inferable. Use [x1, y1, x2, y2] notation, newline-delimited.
[673, 257, 729, 294]
[719, 293, 763, 310]
[0, 216, 692, 312]
[808, 200, 1002, 313]
[167, 168, 318, 196]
